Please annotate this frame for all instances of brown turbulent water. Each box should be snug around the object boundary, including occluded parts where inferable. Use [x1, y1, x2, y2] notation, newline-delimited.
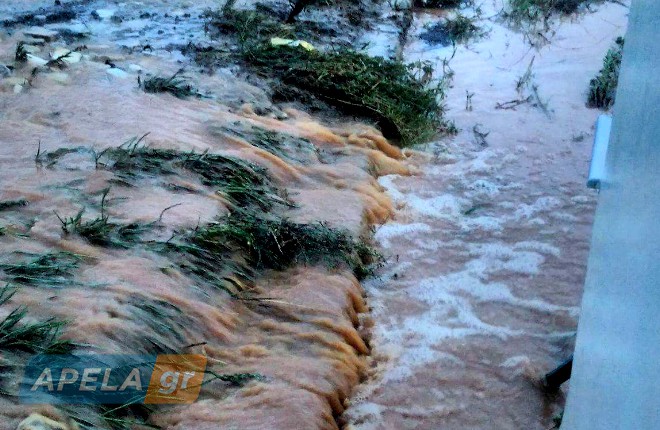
[0, 0, 629, 429]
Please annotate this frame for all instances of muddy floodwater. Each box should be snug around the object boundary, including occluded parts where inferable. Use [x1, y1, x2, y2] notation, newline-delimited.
[0, 0, 629, 429]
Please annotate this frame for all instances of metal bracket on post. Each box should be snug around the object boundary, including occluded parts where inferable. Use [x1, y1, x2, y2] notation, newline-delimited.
[542, 355, 574, 392]
[587, 115, 612, 189]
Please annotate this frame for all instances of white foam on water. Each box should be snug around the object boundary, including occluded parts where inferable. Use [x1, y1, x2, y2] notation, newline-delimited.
[514, 241, 561, 257]
[377, 174, 406, 201]
[406, 193, 470, 220]
[375, 222, 432, 247]
[514, 196, 563, 220]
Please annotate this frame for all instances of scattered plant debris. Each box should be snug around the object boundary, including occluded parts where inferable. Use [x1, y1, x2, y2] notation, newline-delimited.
[139, 70, 200, 99]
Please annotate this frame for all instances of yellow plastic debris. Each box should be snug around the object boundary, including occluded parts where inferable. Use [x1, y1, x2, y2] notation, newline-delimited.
[269, 37, 315, 51]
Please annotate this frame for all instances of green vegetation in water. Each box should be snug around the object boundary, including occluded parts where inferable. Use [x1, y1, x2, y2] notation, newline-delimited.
[0, 199, 29, 212]
[221, 126, 319, 164]
[506, 0, 600, 24]
[421, 13, 483, 45]
[244, 44, 448, 146]
[444, 14, 482, 43]
[588, 37, 624, 109]
[35, 145, 88, 167]
[0, 252, 80, 286]
[63, 402, 157, 430]
[139, 70, 199, 99]
[0, 286, 74, 353]
[193, 212, 382, 279]
[206, 6, 451, 146]
[56, 188, 149, 248]
[98, 136, 288, 211]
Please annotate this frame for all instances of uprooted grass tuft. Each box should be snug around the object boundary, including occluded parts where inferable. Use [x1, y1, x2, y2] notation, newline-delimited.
[244, 44, 448, 146]
[588, 36, 624, 109]
[0, 252, 80, 286]
[139, 70, 199, 99]
[0, 286, 74, 353]
[193, 212, 382, 279]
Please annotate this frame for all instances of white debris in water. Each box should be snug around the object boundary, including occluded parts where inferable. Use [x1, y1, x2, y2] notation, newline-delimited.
[95, 9, 116, 19]
[51, 48, 82, 64]
[26, 54, 48, 67]
[128, 64, 143, 73]
[106, 67, 129, 78]
[23, 26, 58, 41]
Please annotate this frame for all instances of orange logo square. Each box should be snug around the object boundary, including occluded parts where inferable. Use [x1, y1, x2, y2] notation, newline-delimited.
[144, 354, 207, 404]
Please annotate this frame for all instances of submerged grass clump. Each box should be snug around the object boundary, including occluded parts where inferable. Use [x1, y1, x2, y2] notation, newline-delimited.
[0, 286, 74, 353]
[220, 126, 318, 164]
[0, 252, 80, 286]
[587, 37, 624, 109]
[56, 188, 149, 248]
[244, 44, 447, 146]
[0, 199, 29, 212]
[139, 71, 199, 99]
[57, 209, 148, 248]
[99, 136, 288, 211]
[193, 213, 382, 279]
